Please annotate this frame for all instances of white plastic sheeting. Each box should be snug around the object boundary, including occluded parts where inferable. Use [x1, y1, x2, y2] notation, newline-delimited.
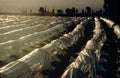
[0, 16, 62, 34]
[0, 24, 43, 42]
[0, 21, 63, 43]
[113, 25, 120, 38]
[0, 17, 64, 43]
[0, 61, 30, 78]
[0, 20, 76, 63]
[100, 17, 120, 38]
[0, 16, 40, 31]
[0, 19, 38, 34]
[61, 17, 107, 78]
[0, 17, 90, 78]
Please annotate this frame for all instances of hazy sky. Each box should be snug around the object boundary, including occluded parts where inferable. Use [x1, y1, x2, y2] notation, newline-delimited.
[0, 0, 104, 13]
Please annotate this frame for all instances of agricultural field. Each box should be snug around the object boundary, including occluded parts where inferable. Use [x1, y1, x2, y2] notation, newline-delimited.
[0, 15, 120, 78]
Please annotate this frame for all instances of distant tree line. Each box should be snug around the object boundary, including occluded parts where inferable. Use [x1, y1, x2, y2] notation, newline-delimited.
[38, 6, 104, 17]
[38, 0, 120, 18]
[38, 0, 120, 23]
[103, 0, 120, 23]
